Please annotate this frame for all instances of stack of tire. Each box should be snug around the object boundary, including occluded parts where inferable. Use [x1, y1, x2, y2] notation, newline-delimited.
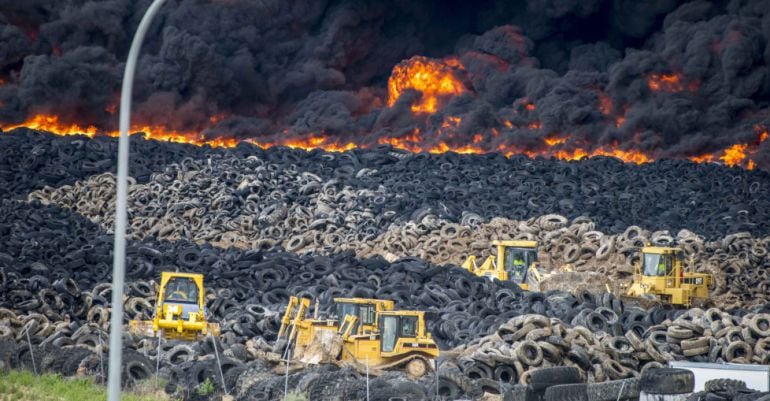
[5, 130, 770, 400]
[5, 196, 713, 351]
[4, 197, 770, 398]
[27, 169, 770, 311]
[21, 136, 770, 311]
[6, 129, 770, 242]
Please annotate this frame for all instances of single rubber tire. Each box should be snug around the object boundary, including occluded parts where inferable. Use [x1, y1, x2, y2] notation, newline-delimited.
[705, 378, 748, 392]
[528, 366, 583, 391]
[586, 378, 640, 401]
[640, 368, 694, 394]
[544, 383, 588, 401]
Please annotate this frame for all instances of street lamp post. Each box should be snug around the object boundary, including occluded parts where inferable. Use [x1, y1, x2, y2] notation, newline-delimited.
[108, 1, 168, 400]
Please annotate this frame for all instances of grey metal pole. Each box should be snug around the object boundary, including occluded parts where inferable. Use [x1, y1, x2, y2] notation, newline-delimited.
[284, 347, 290, 400]
[210, 334, 228, 395]
[155, 330, 162, 385]
[24, 326, 37, 375]
[366, 356, 370, 401]
[99, 331, 105, 383]
[435, 359, 439, 401]
[108, 1, 167, 400]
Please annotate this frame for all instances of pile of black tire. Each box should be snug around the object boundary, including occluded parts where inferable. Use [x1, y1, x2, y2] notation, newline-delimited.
[3, 128, 770, 239]
[0, 199, 696, 350]
[3, 129, 770, 400]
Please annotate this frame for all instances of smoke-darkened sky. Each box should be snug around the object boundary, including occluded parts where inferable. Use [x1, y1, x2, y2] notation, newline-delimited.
[0, 0, 769, 167]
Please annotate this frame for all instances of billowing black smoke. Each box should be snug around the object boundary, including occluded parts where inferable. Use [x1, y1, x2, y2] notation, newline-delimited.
[0, 0, 769, 168]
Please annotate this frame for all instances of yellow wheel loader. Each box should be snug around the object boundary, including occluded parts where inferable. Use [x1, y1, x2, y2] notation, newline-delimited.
[129, 272, 220, 341]
[276, 296, 439, 377]
[462, 240, 544, 290]
[623, 246, 714, 307]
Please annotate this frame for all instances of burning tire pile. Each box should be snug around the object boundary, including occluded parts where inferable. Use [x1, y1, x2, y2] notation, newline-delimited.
[2, 130, 770, 400]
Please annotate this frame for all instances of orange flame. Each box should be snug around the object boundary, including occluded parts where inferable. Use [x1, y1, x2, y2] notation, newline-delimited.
[598, 93, 612, 115]
[1, 114, 238, 148]
[2, 114, 767, 169]
[688, 127, 768, 169]
[648, 73, 683, 92]
[377, 128, 424, 153]
[545, 136, 566, 146]
[3, 114, 101, 137]
[553, 147, 651, 164]
[720, 143, 748, 167]
[647, 73, 699, 93]
[688, 154, 715, 164]
[269, 135, 356, 152]
[429, 142, 483, 154]
[441, 116, 462, 129]
[388, 56, 466, 114]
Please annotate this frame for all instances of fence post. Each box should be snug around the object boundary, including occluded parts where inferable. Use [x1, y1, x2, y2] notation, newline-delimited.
[284, 346, 291, 400]
[24, 325, 37, 375]
[366, 355, 370, 401]
[209, 334, 228, 395]
[155, 330, 162, 385]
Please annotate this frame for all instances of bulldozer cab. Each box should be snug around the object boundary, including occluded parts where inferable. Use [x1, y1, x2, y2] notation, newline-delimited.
[640, 247, 680, 277]
[163, 275, 200, 304]
[377, 310, 437, 358]
[380, 313, 419, 353]
[501, 244, 538, 283]
[334, 298, 394, 335]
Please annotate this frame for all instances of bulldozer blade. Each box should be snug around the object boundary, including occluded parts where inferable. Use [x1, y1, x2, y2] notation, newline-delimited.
[129, 320, 156, 337]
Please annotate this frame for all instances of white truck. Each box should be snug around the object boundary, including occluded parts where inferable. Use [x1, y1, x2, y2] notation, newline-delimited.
[669, 361, 770, 391]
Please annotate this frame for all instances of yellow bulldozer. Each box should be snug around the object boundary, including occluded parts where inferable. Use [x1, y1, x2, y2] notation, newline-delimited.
[129, 272, 220, 341]
[462, 240, 553, 290]
[276, 296, 439, 377]
[623, 246, 714, 307]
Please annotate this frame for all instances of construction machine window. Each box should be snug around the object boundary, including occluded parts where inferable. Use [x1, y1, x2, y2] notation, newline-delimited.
[339, 317, 352, 336]
[400, 316, 418, 338]
[337, 303, 360, 334]
[643, 254, 672, 277]
[381, 316, 398, 353]
[360, 304, 376, 325]
[337, 303, 358, 325]
[164, 277, 198, 303]
[504, 248, 536, 281]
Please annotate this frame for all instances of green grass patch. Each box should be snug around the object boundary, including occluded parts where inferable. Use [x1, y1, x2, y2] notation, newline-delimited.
[284, 391, 308, 401]
[196, 378, 215, 396]
[0, 370, 173, 401]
